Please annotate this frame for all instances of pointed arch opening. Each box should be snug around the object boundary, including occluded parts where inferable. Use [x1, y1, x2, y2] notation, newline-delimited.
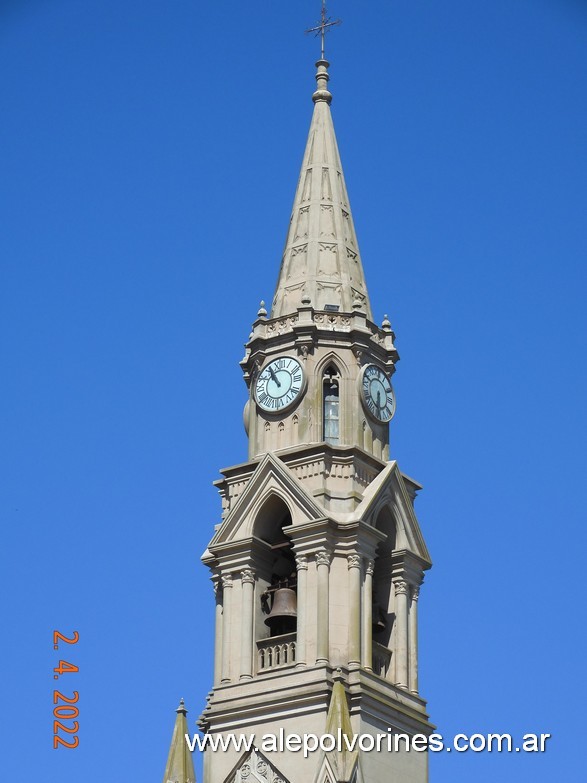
[252, 495, 298, 661]
[252, 493, 292, 544]
[323, 364, 341, 445]
[371, 506, 397, 670]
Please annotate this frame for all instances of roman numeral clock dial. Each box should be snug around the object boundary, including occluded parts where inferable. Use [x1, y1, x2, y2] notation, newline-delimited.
[360, 364, 396, 423]
[254, 356, 305, 413]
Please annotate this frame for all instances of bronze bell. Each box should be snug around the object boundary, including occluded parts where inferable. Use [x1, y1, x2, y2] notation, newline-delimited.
[372, 599, 387, 633]
[264, 587, 297, 635]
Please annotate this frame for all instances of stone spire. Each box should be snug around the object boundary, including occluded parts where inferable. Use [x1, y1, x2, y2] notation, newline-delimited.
[162, 699, 196, 783]
[314, 679, 362, 782]
[270, 59, 373, 320]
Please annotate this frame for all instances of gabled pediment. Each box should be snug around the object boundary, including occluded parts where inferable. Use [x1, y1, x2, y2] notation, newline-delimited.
[314, 755, 363, 783]
[209, 452, 327, 547]
[351, 461, 431, 565]
[224, 746, 290, 783]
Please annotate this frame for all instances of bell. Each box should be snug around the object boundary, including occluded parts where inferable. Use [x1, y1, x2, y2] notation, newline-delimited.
[372, 599, 387, 633]
[264, 587, 297, 635]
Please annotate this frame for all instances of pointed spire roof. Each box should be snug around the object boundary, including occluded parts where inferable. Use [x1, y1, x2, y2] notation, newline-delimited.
[162, 699, 196, 783]
[271, 60, 373, 320]
[313, 677, 362, 782]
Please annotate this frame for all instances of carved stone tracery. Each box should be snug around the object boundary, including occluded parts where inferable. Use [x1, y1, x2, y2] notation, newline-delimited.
[229, 748, 290, 783]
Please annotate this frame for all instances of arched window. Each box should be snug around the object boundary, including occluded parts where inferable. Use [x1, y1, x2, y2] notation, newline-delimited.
[253, 496, 297, 640]
[323, 366, 340, 445]
[371, 506, 397, 667]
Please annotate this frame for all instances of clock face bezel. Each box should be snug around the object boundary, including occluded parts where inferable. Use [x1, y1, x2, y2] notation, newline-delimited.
[359, 364, 396, 423]
[254, 355, 306, 414]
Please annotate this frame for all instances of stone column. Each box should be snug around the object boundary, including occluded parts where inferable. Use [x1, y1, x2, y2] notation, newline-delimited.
[240, 569, 255, 680]
[295, 556, 308, 668]
[409, 584, 420, 694]
[213, 579, 223, 686]
[394, 579, 409, 689]
[361, 559, 374, 671]
[348, 554, 362, 668]
[220, 574, 233, 683]
[316, 549, 331, 665]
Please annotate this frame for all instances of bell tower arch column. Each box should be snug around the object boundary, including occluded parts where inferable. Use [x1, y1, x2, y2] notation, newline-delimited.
[220, 574, 233, 684]
[212, 577, 223, 687]
[315, 548, 331, 665]
[362, 558, 374, 671]
[348, 554, 362, 668]
[393, 579, 409, 689]
[295, 555, 308, 668]
[240, 568, 255, 680]
[409, 582, 421, 694]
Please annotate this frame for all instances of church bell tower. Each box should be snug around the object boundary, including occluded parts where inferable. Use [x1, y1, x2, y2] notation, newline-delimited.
[199, 42, 433, 783]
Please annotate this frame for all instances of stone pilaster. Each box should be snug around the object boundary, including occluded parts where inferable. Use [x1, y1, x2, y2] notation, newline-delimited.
[295, 555, 308, 667]
[409, 583, 421, 694]
[348, 554, 362, 668]
[316, 549, 331, 664]
[393, 579, 409, 689]
[213, 578, 222, 686]
[240, 569, 255, 680]
[220, 574, 233, 683]
[362, 559, 374, 671]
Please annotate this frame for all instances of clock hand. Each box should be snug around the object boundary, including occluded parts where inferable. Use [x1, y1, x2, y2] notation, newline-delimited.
[376, 390, 382, 409]
[269, 366, 282, 388]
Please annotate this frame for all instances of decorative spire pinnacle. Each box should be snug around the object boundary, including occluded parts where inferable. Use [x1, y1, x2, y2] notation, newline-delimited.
[162, 699, 196, 783]
[270, 50, 373, 321]
[313, 679, 361, 782]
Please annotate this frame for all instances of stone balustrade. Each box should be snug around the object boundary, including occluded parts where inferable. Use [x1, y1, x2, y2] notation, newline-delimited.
[257, 633, 297, 672]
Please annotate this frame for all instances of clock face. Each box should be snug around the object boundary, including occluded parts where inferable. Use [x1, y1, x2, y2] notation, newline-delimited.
[255, 356, 305, 413]
[360, 364, 396, 422]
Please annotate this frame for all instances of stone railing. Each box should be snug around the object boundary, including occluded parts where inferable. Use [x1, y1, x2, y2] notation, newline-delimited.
[372, 641, 392, 678]
[257, 633, 296, 672]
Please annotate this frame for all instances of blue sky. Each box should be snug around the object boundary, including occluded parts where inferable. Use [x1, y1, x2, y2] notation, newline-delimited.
[1, 1, 586, 781]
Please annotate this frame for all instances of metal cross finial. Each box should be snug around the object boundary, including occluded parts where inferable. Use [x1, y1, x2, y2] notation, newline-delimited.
[305, 0, 341, 61]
